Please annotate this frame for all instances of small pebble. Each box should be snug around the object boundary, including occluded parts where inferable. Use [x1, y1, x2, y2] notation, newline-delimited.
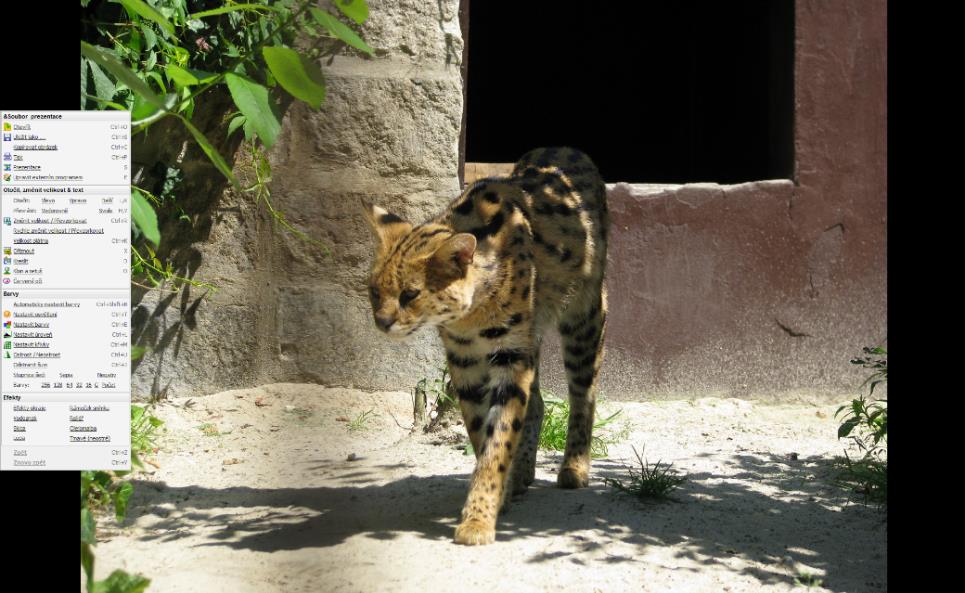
[347, 453, 358, 461]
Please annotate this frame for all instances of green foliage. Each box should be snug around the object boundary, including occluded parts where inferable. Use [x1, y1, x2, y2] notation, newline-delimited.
[91, 570, 152, 593]
[81, 404, 163, 592]
[130, 241, 218, 293]
[604, 445, 686, 501]
[332, 0, 368, 24]
[224, 72, 281, 147]
[309, 8, 373, 55]
[538, 390, 628, 458]
[348, 409, 378, 431]
[832, 455, 887, 506]
[198, 422, 220, 436]
[81, 0, 375, 289]
[130, 404, 164, 468]
[834, 345, 887, 505]
[415, 365, 455, 407]
[262, 45, 327, 108]
[837, 346, 887, 450]
[794, 572, 825, 588]
[130, 189, 160, 246]
[414, 365, 460, 434]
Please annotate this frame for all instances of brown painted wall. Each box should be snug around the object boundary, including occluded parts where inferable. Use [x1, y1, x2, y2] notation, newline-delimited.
[537, 0, 887, 402]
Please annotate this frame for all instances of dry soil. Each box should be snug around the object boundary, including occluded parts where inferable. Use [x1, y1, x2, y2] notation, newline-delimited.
[89, 383, 886, 593]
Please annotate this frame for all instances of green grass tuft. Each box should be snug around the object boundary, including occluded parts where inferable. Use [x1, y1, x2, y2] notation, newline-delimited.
[198, 422, 220, 437]
[347, 409, 378, 431]
[795, 571, 825, 588]
[604, 445, 686, 501]
[538, 390, 629, 458]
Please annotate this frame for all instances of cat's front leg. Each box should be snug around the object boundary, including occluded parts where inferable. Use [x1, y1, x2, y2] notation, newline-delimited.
[454, 365, 534, 545]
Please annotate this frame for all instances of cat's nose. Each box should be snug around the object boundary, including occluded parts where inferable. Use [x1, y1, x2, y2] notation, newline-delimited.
[375, 315, 395, 331]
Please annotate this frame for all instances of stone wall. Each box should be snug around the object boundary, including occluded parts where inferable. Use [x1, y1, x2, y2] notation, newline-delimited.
[133, 0, 465, 399]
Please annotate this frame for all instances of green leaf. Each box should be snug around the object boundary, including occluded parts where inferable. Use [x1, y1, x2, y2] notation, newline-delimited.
[87, 59, 116, 103]
[262, 46, 326, 109]
[310, 8, 374, 56]
[81, 508, 96, 544]
[81, 56, 89, 108]
[334, 0, 369, 24]
[140, 24, 157, 51]
[92, 569, 151, 593]
[128, 28, 143, 54]
[225, 73, 281, 149]
[189, 3, 281, 19]
[143, 70, 166, 94]
[170, 45, 190, 67]
[165, 65, 217, 88]
[185, 18, 207, 32]
[131, 92, 176, 126]
[165, 64, 197, 87]
[130, 94, 156, 122]
[838, 419, 857, 439]
[81, 42, 166, 110]
[131, 345, 147, 360]
[227, 114, 247, 138]
[175, 115, 240, 189]
[113, 0, 175, 37]
[131, 189, 161, 247]
[81, 543, 95, 593]
[113, 481, 134, 522]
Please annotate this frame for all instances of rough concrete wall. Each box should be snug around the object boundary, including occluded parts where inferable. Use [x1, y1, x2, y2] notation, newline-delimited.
[133, 0, 465, 399]
[538, 0, 887, 402]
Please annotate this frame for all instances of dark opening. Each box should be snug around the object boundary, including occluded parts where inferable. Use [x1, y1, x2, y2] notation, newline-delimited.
[464, 0, 795, 184]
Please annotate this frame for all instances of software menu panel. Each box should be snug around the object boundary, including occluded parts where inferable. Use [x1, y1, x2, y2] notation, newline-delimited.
[1, 110, 131, 470]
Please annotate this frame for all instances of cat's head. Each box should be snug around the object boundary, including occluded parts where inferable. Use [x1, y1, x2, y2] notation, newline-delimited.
[362, 203, 477, 338]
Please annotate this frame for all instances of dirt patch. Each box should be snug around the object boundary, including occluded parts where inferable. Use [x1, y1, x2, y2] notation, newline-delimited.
[91, 383, 885, 592]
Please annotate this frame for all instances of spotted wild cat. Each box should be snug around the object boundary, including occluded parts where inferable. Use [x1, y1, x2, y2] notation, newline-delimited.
[362, 146, 608, 545]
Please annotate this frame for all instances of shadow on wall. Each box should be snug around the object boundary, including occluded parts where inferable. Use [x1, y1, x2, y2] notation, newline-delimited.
[130, 90, 296, 399]
[126, 453, 884, 591]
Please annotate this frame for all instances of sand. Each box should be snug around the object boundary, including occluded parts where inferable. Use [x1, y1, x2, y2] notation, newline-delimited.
[89, 383, 886, 593]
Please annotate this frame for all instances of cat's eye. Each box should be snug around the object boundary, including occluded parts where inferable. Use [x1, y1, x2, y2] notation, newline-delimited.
[369, 286, 380, 303]
[399, 288, 421, 307]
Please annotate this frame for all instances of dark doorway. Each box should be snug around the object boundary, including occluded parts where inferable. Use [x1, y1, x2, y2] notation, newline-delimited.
[464, 1, 795, 184]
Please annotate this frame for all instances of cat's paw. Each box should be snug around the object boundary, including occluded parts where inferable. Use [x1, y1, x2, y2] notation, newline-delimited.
[557, 466, 589, 489]
[454, 519, 495, 545]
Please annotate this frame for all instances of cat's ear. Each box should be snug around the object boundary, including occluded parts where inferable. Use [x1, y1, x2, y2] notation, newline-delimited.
[430, 233, 477, 280]
[362, 200, 411, 245]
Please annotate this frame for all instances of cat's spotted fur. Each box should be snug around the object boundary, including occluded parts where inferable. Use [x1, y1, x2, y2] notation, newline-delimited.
[363, 147, 608, 545]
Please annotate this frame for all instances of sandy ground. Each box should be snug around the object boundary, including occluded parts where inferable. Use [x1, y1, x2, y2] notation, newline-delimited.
[90, 383, 886, 593]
